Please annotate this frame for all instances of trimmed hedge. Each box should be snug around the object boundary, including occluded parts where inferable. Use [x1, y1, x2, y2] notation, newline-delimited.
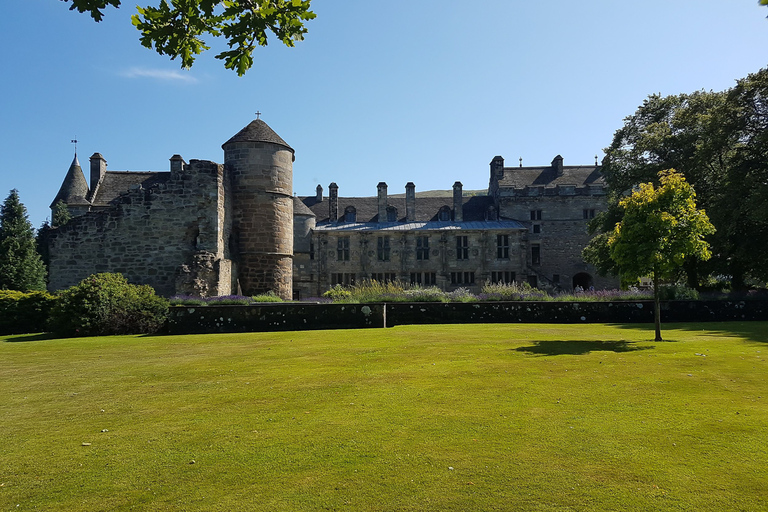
[0, 290, 57, 335]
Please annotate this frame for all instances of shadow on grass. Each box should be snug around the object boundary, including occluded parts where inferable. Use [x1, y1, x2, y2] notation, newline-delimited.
[2, 333, 58, 343]
[515, 339, 653, 356]
[612, 322, 768, 344]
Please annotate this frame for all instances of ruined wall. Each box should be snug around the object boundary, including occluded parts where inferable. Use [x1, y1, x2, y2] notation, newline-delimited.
[48, 160, 232, 296]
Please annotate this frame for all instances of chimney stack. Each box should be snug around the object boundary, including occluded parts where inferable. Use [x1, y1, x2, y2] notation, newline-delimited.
[169, 154, 185, 173]
[316, 184, 323, 203]
[405, 182, 416, 222]
[552, 155, 564, 177]
[329, 182, 338, 222]
[377, 182, 388, 222]
[89, 153, 107, 190]
[453, 181, 463, 222]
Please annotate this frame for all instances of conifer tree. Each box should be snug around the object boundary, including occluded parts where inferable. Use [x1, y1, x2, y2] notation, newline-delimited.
[0, 189, 47, 291]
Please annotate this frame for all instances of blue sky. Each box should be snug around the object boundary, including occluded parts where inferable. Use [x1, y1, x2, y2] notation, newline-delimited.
[1, 0, 766, 228]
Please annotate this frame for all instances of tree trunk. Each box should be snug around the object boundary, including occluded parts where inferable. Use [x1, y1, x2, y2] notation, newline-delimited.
[653, 269, 662, 342]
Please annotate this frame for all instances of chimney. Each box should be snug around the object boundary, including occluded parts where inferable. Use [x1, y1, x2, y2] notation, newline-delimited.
[329, 182, 338, 222]
[377, 182, 388, 222]
[490, 156, 504, 180]
[169, 154, 185, 173]
[552, 155, 564, 177]
[315, 184, 323, 203]
[453, 181, 463, 222]
[405, 182, 416, 222]
[89, 152, 107, 190]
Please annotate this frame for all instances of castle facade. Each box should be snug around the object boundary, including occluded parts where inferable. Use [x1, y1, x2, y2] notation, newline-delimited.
[48, 118, 615, 299]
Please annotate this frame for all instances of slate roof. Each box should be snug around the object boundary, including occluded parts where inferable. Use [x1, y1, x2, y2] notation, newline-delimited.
[222, 119, 293, 151]
[90, 171, 171, 207]
[313, 220, 527, 232]
[299, 193, 505, 225]
[293, 195, 315, 217]
[51, 155, 90, 208]
[499, 165, 605, 189]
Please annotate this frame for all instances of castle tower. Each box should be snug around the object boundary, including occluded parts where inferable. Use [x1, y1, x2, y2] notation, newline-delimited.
[222, 119, 295, 299]
[51, 154, 91, 217]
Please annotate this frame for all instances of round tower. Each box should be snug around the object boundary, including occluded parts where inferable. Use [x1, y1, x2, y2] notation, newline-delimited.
[223, 119, 294, 299]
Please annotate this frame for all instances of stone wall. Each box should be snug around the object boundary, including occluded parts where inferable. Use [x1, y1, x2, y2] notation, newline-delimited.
[48, 160, 233, 296]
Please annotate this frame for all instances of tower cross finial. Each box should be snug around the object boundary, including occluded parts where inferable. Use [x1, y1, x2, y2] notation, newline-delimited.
[255, 111, 261, 120]
[71, 137, 78, 155]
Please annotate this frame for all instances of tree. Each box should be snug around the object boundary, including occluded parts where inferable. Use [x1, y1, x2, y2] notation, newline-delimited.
[0, 190, 47, 291]
[602, 170, 715, 341]
[51, 200, 72, 228]
[590, 68, 768, 290]
[63, 0, 316, 76]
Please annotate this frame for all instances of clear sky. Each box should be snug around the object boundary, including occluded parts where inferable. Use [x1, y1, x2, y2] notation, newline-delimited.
[1, 0, 766, 228]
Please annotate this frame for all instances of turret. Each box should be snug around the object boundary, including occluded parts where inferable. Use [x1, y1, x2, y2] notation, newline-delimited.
[222, 118, 295, 299]
[51, 154, 90, 217]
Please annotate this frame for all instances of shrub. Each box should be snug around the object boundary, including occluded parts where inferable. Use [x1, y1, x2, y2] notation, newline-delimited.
[0, 290, 57, 335]
[322, 285, 353, 302]
[251, 292, 283, 303]
[659, 284, 700, 301]
[48, 273, 169, 337]
[480, 281, 549, 301]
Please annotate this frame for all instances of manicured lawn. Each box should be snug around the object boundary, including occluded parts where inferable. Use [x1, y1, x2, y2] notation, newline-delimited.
[1, 323, 767, 511]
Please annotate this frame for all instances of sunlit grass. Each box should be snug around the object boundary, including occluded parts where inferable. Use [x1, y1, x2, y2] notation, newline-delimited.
[1, 323, 767, 511]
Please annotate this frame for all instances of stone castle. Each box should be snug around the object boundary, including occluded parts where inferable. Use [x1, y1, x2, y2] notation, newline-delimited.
[48, 118, 615, 300]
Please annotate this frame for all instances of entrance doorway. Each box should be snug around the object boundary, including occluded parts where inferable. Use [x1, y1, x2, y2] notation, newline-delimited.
[572, 272, 593, 290]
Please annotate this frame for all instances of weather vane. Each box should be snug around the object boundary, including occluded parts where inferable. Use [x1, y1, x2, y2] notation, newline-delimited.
[255, 111, 262, 120]
[71, 137, 78, 155]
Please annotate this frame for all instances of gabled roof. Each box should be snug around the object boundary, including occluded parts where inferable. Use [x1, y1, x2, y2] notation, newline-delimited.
[222, 119, 293, 151]
[300, 193, 497, 224]
[51, 154, 90, 208]
[90, 171, 171, 207]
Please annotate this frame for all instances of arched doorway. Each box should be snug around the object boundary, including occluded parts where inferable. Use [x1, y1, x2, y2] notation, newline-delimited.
[572, 272, 593, 290]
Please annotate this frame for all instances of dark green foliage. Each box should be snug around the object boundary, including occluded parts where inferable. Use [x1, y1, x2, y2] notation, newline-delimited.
[48, 273, 169, 337]
[63, 0, 315, 76]
[0, 190, 47, 291]
[0, 290, 57, 335]
[591, 68, 768, 290]
[51, 200, 72, 228]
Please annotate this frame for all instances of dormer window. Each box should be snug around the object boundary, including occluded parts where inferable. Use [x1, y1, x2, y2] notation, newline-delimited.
[438, 206, 451, 221]
[386, 206, 398, 222]
[344, 206, 356, 223]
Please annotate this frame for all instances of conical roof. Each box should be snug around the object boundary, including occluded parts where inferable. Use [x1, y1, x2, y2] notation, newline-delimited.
[222, 119, 293, 151]
[293, 196, 315, 217]
[51, 154, 90, 208]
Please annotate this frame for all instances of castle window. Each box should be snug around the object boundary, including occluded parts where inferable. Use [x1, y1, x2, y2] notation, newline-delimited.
[531, 244, 541, 265]
[310, 240, 315, 260]
[496, 234, 510, 259]
[416, 236, 430, 260]
[331, 273, 355, 286]
[456, 236, 469, 260]
[450, 272, 475, 285]
[583, 209, 596, 219]
[410, 272, 436, 286]
[438, 206, 451, 222]
[337, 237, 350, 261]
[386, 206, 398, 222]
[532, 224, 541, 234]
[530, 210, 542, 221]
[491, 271, 515, 284]
[344, 206, 357, 223]
[377, 236, 391, 261]
[371, 272, 397, 283]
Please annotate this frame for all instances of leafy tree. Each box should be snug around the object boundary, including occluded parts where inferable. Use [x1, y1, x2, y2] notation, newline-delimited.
[0, 190, 47, 292]
[591, 68, 768, 290]
[601, 170, 715, 341]
[51, 200, 72, 228]
[62, 0, 316, 76]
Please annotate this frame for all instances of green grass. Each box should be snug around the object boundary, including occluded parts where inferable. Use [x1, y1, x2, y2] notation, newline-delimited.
[2, 323, 767, 511]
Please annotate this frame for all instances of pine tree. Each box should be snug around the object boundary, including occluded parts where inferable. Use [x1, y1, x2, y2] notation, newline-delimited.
[0, 189, 47, 291]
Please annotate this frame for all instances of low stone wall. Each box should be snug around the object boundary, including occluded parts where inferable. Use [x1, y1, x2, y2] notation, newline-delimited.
[167, 303, 384, 334]
[385, 300, 768, 326]
[167, 300, 767, 334]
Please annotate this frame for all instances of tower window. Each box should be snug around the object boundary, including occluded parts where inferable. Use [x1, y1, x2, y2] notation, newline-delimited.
[416, 236, 430, 260]
[531, 245, 541, 265]
[530, 210, 542, 221]
[583, 209, 596, 219]
[337, 237, 350, 261]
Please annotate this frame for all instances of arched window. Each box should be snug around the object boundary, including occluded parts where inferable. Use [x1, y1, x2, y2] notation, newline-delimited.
[344, 206, 357, 223]
[386, 206, 398, 222]
[438, 206, 451, 222]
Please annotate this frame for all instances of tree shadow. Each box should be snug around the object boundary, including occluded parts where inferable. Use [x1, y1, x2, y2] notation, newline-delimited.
[514, 339, 654, 356]
[2, 333, 58, 343]
[611, 322, 768, 344]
